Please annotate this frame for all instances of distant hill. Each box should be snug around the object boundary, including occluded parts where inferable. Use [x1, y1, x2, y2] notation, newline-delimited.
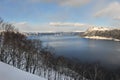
[24, 32, 83, 36]
[82, 27, 120, 40]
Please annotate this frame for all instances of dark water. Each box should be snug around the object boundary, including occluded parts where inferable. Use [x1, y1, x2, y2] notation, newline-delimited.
[31, 35, 120, 68]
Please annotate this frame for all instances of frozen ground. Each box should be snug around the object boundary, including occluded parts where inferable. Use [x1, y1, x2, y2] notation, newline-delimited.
[0, 62, 47, 80]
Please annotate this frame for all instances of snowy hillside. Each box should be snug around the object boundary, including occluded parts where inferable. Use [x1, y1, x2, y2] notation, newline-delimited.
[0, 62, 47, 80]
[82, 27, 120, 41]
[86, 27, 109, 32]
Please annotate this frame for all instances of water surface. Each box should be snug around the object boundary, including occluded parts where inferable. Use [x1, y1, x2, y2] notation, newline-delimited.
[30, 35, 120, 68]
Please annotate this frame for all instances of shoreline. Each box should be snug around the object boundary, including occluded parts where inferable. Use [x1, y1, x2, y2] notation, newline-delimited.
[84, 36, 120, 42]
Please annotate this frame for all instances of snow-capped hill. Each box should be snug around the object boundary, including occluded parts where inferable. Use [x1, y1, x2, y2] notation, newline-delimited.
[82, 27, 120, 41]
[0, 62, 47, 80]
[87, 27, 109, 32]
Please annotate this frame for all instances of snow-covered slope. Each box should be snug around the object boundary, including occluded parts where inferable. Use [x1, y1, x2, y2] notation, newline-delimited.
[86, 27, 109, 32]
[0, 62, 47, 80]
[83, 27, 120, 41]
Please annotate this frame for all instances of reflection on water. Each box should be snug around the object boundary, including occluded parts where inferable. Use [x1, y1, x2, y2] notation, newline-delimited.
[37, 36, 120, 68]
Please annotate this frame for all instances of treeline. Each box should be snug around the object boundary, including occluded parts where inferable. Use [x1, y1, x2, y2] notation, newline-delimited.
[82, 29, 120, 40]
[0, 19, 120, 80]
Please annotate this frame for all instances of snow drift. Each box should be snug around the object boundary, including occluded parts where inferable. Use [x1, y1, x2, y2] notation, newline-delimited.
[0, 62, 47, 80]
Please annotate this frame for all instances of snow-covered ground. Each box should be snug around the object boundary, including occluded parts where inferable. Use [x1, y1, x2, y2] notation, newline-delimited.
[84, 36, 120, 41]
[0, 62, 47, 80]
[87, 27, 110, 32]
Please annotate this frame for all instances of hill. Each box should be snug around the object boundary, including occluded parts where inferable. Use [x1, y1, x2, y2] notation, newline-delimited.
[82, 27, 120, 41]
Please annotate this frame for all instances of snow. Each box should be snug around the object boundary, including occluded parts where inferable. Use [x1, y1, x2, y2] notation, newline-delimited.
[0, 62, 47, 80]
[85, 36, 113, 40]
[84, 27, 120, 41]
[87, 27, 109, 32]
[84, 36, 120, 41]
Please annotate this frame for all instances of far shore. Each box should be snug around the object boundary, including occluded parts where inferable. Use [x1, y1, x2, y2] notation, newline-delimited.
[84, 36, 120, 42]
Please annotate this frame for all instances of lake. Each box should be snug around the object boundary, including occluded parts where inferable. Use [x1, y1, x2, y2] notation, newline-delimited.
[30, 35, 120, 68]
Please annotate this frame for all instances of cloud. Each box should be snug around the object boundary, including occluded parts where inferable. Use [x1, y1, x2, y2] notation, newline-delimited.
[29, 0, 91, 7]
[113, 16, 120, 20]
[94, 2, 120, 20]
[49, 22, 87, 27]
[13, 22, 34, 32]
[12, 22, 88, 32]
[13, 22, 28, 26]
[58, 0, 91, 7]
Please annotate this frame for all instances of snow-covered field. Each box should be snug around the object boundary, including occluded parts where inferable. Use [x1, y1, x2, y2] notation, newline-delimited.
[0, 62, 47, 80]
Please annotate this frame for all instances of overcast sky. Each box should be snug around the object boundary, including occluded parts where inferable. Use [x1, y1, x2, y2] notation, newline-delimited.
[0, 0, 120, 32]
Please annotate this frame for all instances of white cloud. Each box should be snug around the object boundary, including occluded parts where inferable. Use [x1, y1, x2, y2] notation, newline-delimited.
[113, 16, 120, 20]
[49, 22, 87, 27]
[12, 22, 88, 32]
[29, 0, 91, 7]
[29, 0, 52, 3]
[58, 0, 91, 7]
[13, 22, 28, 26]
[95, 2, 120, 20]
[13, 22, 34, 32]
